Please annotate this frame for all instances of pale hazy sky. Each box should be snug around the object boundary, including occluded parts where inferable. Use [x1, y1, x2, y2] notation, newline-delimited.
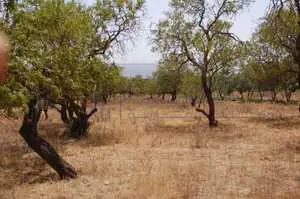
[85, 0, 269, 64]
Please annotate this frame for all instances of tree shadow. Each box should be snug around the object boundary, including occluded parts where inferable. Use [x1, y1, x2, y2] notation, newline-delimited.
[0, 153, 60, 191]
[0, 122, 73, 191]
[249, 116, 300, 130]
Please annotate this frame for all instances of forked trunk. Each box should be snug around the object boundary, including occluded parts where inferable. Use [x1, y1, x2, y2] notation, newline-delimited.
[196, 73, 217, 127]
[69, 108, 97, 138]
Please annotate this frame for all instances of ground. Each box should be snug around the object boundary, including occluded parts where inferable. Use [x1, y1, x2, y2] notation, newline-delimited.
[1, 97, 300, 199]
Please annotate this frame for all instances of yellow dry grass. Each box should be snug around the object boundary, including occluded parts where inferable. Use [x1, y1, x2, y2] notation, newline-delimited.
[1, 97, 300, 199]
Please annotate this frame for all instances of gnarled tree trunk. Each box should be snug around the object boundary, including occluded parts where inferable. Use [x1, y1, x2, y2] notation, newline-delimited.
[19, 99, 77, 179]
[69, 108, 97, 138]
[52, 99, 97, 138]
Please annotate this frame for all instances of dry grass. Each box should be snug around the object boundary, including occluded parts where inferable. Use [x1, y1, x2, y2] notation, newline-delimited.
[1, 97, 300, 198]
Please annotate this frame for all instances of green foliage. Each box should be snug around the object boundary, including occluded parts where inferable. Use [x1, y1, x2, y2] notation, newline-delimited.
[0, 0, 144, 115]
[94, 63, 122, 103]
[232, 71, 253, 98]
[180, 69, 202, 99]
[213, 69, 235, 100]
[241, 7, 299, 101]
[144, 78, 157, 98]
[130, 75, 147, 95]
[154, 56, 186, 99]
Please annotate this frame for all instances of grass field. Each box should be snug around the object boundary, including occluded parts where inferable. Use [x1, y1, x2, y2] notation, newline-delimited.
[1, 97, 300, 199]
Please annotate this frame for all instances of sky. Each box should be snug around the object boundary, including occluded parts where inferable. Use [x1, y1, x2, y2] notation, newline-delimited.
[84, 0, 270, 64]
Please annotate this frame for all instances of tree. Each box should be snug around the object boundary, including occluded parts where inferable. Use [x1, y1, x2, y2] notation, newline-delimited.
[131, 75, 147, 95]
[94, 63, 122, 104]
[0, 0, 145, 179]
[180, 69, 203, 106]
[244, 23, 298, 103]
[233, 70, 254, 101]
[270, 0, 300, 86]
[154, 55, 186, 101]
[213, 68, 235, 100]
[152, 0, 248, 127]
[144, 78, 157, 99]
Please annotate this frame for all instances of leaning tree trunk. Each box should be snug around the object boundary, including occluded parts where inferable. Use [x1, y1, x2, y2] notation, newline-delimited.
[196, 74, 217, 127]
[19, 99, 77, 179]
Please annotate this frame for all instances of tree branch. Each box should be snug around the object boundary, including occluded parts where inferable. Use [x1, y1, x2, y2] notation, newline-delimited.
[196, 108, 209, 119]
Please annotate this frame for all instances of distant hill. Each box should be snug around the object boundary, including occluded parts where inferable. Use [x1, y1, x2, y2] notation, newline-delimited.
[118, 63, 157, 78]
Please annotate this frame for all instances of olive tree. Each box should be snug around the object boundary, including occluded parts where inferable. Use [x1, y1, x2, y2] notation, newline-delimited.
[152, 0, 249, 127]
[0, 0, 145, 179]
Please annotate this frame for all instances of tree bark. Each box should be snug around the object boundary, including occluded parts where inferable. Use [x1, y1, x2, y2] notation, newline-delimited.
[60, 105, 70, 124]
[200, 73, 217, 127]
[19, 99, 77, 179]
[69, 108, 97, 138]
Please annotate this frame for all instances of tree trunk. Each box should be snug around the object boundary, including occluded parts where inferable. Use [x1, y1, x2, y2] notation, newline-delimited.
[171, 91, 177, 102]
[69, 108, 97, 138]
[284, 88, 292, 103]
[19, 99, 77, 179]
[191, 96, 197, 107]
[60, 105, 70, 124]
[248, 90, 254, 101]
[259, 90, 264, 102]
[197, 74, 217, 127]
[102, 94, 108, 104]
[271, 90, 277, 102]
[239, 92, 244, 101]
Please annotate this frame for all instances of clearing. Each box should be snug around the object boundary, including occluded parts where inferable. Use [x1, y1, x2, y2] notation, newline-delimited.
[1, 98, 300, 199]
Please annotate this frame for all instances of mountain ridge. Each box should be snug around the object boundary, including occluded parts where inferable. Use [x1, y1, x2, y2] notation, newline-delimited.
[118, 63, 157, 77]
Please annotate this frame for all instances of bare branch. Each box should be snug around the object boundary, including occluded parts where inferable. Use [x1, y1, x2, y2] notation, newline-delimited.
[213, 31, 243, 43]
